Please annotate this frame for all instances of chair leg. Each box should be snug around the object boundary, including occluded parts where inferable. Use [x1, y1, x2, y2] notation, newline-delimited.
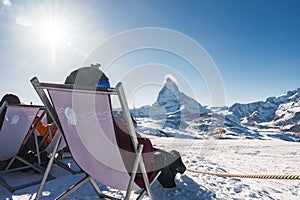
[89, 178, 122, 200]
[34, 132, 41, 165]
[89, 177, 102, 196]
[5, 157, 16, 170]
[15, 156, 44, 174]
[137, 171, 161, 200]
[138, 157, 154, 199]
[55, 175, 91, 200]
[3, 155, 44, 174]
[36, 134, 62, 200]
[124, 144, 143, 200]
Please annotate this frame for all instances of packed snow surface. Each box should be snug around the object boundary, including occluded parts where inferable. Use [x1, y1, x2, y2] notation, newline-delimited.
[1, 128, 299, 200]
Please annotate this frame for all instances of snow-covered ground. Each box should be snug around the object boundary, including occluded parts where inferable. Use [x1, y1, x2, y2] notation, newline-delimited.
[1, 128, 299, 200]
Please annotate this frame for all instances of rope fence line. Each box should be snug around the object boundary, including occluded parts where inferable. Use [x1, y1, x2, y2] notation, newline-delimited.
[186, 168, 300, 180]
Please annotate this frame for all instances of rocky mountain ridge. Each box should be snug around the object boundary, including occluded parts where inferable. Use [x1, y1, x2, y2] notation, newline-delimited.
[133, 78, 300, 139]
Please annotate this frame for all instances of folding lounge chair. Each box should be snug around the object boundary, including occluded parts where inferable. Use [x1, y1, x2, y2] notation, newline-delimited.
[0, 103, 48, 192]
[31, 77, 160, 200]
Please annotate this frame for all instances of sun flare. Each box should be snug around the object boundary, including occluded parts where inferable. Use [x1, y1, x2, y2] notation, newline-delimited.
[14, 1, 88, 64]
[36, 19, 67, 46]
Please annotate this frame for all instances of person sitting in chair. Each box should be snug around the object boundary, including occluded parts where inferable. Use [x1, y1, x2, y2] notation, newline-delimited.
[64, 64, 186, 188]
[0, 94, 52, 167]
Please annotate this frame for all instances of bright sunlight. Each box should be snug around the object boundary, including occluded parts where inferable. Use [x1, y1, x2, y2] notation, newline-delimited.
[16, 3, 72, 46]
[36, 19, 67, 46]
[14, 1, 91, 65]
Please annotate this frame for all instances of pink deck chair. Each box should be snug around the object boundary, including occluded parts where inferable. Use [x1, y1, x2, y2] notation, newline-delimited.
[31, 77, 160, 200]
[0, 103, 47, 192]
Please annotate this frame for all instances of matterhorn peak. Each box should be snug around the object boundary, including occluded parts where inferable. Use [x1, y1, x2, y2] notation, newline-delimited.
[157, 77, 180, 105]
[163, 77, 180, 96]
[154, 75, 209, 114]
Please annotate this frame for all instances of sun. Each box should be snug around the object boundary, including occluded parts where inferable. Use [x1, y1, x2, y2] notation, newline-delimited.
[36, 19, 68, 46]
[15, 1, 86, 64]
[28, 16, 71, 64]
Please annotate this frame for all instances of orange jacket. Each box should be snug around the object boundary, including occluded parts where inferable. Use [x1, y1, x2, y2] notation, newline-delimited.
[33, 117, 57, 147]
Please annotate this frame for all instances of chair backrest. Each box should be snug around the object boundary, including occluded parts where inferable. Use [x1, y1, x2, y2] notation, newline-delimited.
[34, 80, 141, 190]
[0, 105, 41, 161]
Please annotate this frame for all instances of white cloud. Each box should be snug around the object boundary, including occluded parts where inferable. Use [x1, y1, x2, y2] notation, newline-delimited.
[16, 16, 32, 28]
[162, 74, 178, 85]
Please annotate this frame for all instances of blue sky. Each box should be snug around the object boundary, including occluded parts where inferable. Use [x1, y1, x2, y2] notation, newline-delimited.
[0, 0, 300, 107]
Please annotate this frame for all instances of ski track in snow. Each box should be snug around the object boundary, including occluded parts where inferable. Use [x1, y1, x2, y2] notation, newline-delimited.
[1, 133, 299, 200]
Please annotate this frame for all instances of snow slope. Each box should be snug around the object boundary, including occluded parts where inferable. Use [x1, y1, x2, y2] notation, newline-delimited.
[1, 128, 299, 200]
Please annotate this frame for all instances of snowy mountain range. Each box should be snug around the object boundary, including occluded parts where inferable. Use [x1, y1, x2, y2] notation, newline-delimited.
[230, 88, 300, 126]
[133, 78, 300, 141]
